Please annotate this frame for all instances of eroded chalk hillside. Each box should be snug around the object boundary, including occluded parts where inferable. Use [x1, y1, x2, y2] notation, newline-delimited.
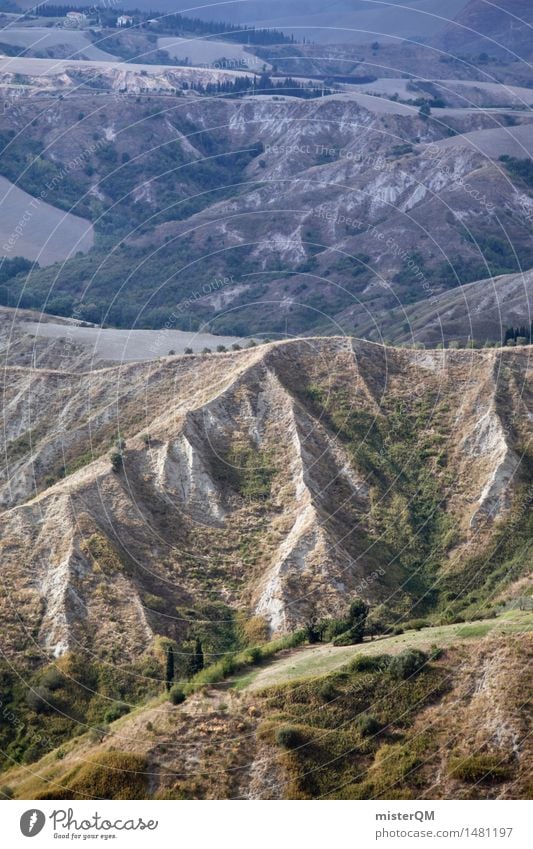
[1, 338, 531, 667]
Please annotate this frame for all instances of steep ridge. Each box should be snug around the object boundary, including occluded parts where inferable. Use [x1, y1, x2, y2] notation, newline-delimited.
[383, 267, 533, 346]
[0, 339, 531, 669]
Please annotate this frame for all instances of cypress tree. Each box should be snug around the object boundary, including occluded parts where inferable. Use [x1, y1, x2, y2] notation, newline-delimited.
[189, 637, 204, 676]
[165, 646, 174, 691]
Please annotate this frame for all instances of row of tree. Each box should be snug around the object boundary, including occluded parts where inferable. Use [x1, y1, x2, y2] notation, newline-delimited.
[189, 74, 333, 100]
[503, 322, 533, 345]
[306, 599, 370, 646]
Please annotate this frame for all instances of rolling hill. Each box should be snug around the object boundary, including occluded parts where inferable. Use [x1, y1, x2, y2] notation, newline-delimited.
[2, 72, 533, 341]
[434, 0, 533, 60]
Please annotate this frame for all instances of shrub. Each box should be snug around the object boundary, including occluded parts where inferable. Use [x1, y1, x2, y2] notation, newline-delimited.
[220, 655, 235, 676]
[188, 638, 204, 676]
[104, 701, 131, 723]
[429, 645, 444, 661]
[349, 654, 392, 673]
[216, 345, 227, 352]
[333, 626, 364, 646]
[389, 649, 428, 680]
[169, 684, 186, 705]
[40, 666, 65, 691]
[365, 618, 387, 637]
[245, 646, 263, 665]
[332, 599, 369, 645]
[110, 451, 123, 473]
[276, 726, 303, 749]
[323, 617, 348, 640]
[448, 753, 514, 783]
[305, 618, 325, 644]
[240, 614, 270, 646]
[405, 619, 430, 631]
[26, 686, 55, 714]
[318, 680, 338, 702]
[356, 714, 381, 737]
[88, 726, 108, 744]
[184, 347, 193, 354]
[0, 785, 13, 799]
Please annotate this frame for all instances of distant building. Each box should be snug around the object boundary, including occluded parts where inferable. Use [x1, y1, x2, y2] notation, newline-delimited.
[64, 11, 87, 28]
[116, 15, 134, 27]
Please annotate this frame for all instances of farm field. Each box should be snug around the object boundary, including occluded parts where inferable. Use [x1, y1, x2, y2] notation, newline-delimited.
[157, 35, 267, 71]
[0, 175, 94, 265]
[0, 26, 118, 61]
[23, 320, 252, 360]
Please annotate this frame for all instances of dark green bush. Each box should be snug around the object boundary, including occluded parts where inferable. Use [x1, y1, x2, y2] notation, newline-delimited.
[169, 684, 186, 705]
[318, 680, 338, 702]
[246, 646, 263, 665]
[103, 701, 131, 723]
[276, 726, 303, 750]
[405, 619, 430, 631]
[40, 667, 65, 691]
[110, 451, 123, 472]
[26, 686, 56, 715]
[323, 617, 349, 640]
[349, 654, 392, 673]
[220, 656, 236, 676]
[356, 714, 381, 737]
[389, 649, 428, 680]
